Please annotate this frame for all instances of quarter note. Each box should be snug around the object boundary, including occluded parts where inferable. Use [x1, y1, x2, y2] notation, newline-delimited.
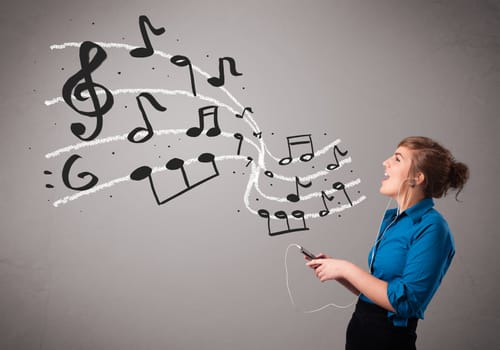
[233, 133, 244, 155]
[279, 134, 314, 165]
[130, 153, 219, 205]
[326, 145, 348, 171]
[186, 106, 221, 137]
[130, 15, 166, 58]
[235, 107, 253, 119]
[62, 41, 114, 141]
[127, 92, 167, 143]
[207, 57, 243, 87]
[332, 181, 353, 206]
[170, 55, 197, 96]
[286, 176, 312, 203]
[258, 209, 309, 236]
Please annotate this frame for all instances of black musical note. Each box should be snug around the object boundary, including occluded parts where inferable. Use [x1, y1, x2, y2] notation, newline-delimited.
[130, 153, 219, 205]
[319, 190, 334, 217]
[253, 131, 262, 139]
[130, 15, 166, 58]
[326, 145, 348, 171]
[245, 157, 253, 167]
[279, 134, 314, 165]
[233, 133, 244, 155]
[235, 107, 253, 119]
[186, 106, 220, 137]
[127, 92, 167, 143]
[287, 176, 312, 203]
[207, 57, 243, 87]
[62, 154, 99, 191]
[264, 170, 274, 178]
[258, 209, 309, 236]
[62, 41, 114, 141]
[170, 55, 197, 96]
[332, 181, 353, 206]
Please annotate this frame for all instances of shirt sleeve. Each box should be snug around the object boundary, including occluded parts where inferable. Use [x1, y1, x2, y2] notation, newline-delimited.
[386, 219, 455, 321]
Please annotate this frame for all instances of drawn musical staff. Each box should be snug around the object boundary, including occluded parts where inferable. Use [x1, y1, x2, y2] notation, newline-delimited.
[170, 55, 197, 96]
[207, 57, 243, 87]
[326, 145, 348, 171]
[130, 153, 219, 205]
[286, 176, 312, 203]
[62, 41, 114, 141]
[130, 15, 166, 58]
[279, 134, 314, 165]
[62, 154, 99, 191]
[186, 106, 221, 137]
[332, 181, 353, 206]
[127, 92, 167, 143]
[258, 209, 309, 236]
[233, 133, 244, 155]
[236, 107, 253, 119]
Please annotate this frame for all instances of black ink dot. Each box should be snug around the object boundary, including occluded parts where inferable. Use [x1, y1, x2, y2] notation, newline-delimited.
[242, 86, 246, 90]
[45, 184, 54, 189]
[312, 166, 315, 169]
[91, 22, 95, 25]
[117, 71, 121, 75]
[324, 178, 328, 182]
[350, 170, 354, 173]
[358, 191, 361, 194]
[232, 171, 236, 174]
[168, 145, 171, 148]
[176, 39, 180, 42]
[54, 122, 57, 126]
[338, 202, 341, 205]
[152, 67, 155, 70]
[338, 214, 342, 218]
[109, 195, 113, 198]
[33, 89, 37, 92]
[237, 209, 240, 213]
[167, 74, 170, 78]
[271, 132, 275, 136]
[61, 67, 65, 71]
[111, 151, 115, 155]
[270, 183, 273, 187]
[28, 147, 31, 150]
[124, 105, 128, 109]
[255, 198, 259, 201]
[122, 37, 126, 40]
[324, 132, 327, 136]
[206, 54, 210, 58]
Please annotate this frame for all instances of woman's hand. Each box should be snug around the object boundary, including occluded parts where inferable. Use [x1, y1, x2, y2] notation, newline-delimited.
[306, 257, 348, 282]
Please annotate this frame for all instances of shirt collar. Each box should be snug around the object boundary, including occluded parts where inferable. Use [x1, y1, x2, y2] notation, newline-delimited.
[402, 197, 435, 224]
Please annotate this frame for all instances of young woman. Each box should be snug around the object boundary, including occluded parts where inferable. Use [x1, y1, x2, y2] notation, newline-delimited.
[306, 136, 469, 350]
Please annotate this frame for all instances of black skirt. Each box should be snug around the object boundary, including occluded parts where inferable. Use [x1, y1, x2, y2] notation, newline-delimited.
[346, 299, 418, 350]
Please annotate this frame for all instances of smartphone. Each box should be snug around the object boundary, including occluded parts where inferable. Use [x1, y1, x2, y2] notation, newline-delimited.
[299, 245, 317, 260]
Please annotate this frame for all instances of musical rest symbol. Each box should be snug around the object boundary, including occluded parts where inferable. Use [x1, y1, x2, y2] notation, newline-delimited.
[332, 181, 353, 206]
[130, 15, 166, 58]
[187, 106, 221, 137]
[62, 41, 114, 141]
[62, 154, 99, 191]
[233, 133, 244, 155]
[258, 209, 309, 236]
[279, 134, 314, 166]
[286, 176, 312, 203]
[327, 145, 348, 171]
[207, 57, 243, 87]
[130, 153, 220, 205]
[127, 92, 167, 143]
[170, 55, 197, 96]
[235, 107, 253, 119]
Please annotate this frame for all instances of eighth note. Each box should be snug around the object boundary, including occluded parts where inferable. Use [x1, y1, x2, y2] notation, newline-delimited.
[207, 57, 243, 87]
[279, 134, 314, 165]
[327, 145, 348, 171]
[233, 133, 244, 155]
[332, 181, 353, 206]
[187, 106, 221, 137]
[130, 153, 219, 205]
[287, 176, 312, 203]
[258, 209, 309, 236]
[127, 92, 167, 143]
[130, 15, 166, 58]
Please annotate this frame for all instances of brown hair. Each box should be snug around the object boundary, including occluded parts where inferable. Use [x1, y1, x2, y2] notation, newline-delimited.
[398, 136, 469, 200]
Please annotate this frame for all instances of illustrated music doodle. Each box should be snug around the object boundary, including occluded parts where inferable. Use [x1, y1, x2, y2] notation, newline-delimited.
[43, 15, 366, 236]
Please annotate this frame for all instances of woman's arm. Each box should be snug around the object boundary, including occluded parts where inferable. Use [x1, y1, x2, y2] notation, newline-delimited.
[307, 258, 395, 312]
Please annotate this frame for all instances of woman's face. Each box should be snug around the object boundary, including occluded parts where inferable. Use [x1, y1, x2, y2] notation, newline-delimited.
[380, 146, 414, 199]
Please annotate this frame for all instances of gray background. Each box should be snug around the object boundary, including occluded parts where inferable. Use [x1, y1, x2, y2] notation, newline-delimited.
[1, 0, 499, 349]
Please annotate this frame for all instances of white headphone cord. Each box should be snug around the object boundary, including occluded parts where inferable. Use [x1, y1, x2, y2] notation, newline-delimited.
[285, 243, 357, 313]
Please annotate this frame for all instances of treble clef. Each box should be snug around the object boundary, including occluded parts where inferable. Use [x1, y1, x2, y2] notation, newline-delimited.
[62, 41, 114, 141]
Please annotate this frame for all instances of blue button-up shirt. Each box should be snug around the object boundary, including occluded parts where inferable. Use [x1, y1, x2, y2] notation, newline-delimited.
[360, 198, 455, 327]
